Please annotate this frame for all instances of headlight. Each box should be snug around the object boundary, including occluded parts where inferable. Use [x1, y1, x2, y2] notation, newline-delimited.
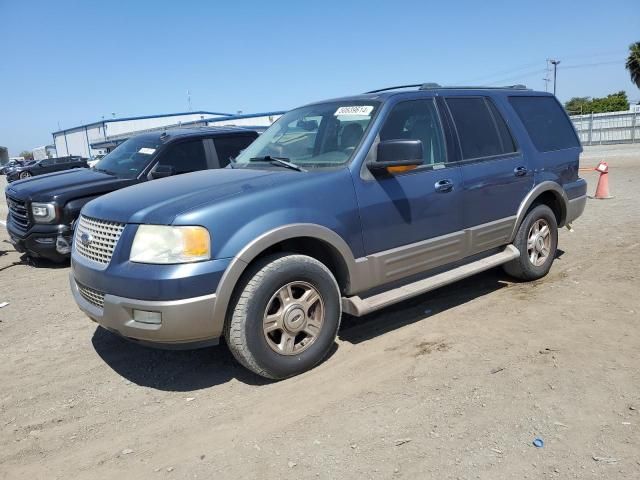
[130, 225, 211, 264]
[31, 202, 57, 223]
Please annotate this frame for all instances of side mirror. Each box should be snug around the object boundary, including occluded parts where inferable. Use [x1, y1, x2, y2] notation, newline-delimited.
[149, 164, 175, 179]
[368, 140, 423, 175]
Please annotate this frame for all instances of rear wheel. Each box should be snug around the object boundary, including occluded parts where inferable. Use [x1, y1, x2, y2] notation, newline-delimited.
[226, 253, 341, 379]
[19, 171, 32, 179]
[503, 204, 558, 281]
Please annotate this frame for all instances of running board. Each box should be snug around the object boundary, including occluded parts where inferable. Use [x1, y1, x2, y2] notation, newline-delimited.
[342, 245, 520, 317]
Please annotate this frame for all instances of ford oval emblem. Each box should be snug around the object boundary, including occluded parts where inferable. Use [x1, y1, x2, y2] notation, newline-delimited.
[79, 232, 93, 246]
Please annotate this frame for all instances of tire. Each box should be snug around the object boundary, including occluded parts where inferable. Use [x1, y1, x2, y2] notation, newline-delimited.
[20, 171, 32, 179]
[226, 253, 342, 379]
[503, 204, 558, 281]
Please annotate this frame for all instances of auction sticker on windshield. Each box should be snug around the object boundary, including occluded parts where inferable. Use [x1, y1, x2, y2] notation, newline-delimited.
[335, 106, 374, 116]
[138, 148, 156, 155]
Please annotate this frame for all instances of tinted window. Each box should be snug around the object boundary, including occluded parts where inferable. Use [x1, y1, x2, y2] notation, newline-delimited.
[447, 97, 515, 159]
[509, 96, 580, 152]
[214, 135, 256, 167]
[95, 136, 162, 179]
[379, 99, 446, 165]
[158, 140, 207, 174]
[54, 157, 69, 164]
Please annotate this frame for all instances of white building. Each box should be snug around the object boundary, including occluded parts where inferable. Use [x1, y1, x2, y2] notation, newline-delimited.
[53, 111, 231, 158]
[88, 111, 285, 152]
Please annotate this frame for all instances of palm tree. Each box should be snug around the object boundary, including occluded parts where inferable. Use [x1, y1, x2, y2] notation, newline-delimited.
[626, 42, 640, 89]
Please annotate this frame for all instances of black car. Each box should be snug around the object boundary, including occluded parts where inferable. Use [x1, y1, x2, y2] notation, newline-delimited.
[4, 126, 258, 262]
[1, 159, 27, 175]
[6, 156, 88, 182]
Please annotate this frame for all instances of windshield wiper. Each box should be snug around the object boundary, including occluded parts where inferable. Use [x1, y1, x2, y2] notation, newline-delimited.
[249, 155, 307, 172]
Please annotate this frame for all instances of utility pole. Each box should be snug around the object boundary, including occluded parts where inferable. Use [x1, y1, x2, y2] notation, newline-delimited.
[542, 76, 550, 92]
[549, 59, 560, 96]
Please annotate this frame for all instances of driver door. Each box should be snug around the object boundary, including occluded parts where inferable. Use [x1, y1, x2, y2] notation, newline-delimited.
[352, 99, 465, 283]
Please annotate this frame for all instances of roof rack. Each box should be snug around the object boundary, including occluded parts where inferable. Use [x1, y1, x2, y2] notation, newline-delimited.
[365, 83, 529, 94]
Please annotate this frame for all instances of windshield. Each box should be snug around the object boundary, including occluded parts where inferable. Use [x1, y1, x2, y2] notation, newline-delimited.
[234, 101, 380, 168]
[94, 136, 162, 179]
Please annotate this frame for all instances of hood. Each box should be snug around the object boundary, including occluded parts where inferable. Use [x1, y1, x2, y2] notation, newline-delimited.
[5, 169, 137, 203]
[82, 168, 294, 224]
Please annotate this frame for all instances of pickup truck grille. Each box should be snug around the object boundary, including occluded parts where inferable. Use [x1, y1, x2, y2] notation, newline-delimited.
[74, 215, 125, 265]
[6, 195, 30, 230]
[76, 281, 105, 309]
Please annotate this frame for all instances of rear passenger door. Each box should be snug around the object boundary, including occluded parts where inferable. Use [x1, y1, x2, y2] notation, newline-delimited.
[152, 139, 209, 176]
[444, 96, 533, 254]
[53, 157, 70, 172]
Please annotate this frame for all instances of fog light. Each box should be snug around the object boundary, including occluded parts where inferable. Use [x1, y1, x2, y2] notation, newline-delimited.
[56, 235, 72, 254]
[133, 310, 162, 325]
[35, 237, 55, 244]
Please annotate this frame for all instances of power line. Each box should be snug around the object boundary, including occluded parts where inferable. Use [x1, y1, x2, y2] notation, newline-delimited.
[561, 60, 623, 70]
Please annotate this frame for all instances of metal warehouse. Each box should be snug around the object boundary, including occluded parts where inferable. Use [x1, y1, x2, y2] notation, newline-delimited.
[52, 110, 284, 158]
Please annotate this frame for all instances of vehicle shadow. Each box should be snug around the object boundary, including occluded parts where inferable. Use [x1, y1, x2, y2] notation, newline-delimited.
[91, 327, 339, 391]
[339, 267, 512, 344]
[0, 254, 69, 272]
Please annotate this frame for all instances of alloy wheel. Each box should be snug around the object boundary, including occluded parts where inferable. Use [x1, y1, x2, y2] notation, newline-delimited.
[262, 281, 325, 355]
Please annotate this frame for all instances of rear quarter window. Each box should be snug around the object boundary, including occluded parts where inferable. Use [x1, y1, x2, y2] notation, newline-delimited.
[509, 96, 580, 152]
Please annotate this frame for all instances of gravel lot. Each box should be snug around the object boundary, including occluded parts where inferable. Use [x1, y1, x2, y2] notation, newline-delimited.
[1, 146, 639, 479]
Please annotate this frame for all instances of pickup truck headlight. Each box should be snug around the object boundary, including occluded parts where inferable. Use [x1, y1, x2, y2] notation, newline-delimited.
[130, 225, 211, 264]
[31, 202, 57, 223]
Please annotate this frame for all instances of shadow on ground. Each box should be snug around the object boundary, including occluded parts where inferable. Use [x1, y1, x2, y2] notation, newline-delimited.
[92, 326, 340, 391]
[93, 261, 552, 390]
[339, 268, 513, 344]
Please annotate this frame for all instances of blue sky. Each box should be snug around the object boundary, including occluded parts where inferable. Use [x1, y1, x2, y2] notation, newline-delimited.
[1, 0, 638, 155]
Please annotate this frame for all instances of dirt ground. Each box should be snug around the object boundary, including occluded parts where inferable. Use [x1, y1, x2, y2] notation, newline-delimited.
[1, 145, 639, 479]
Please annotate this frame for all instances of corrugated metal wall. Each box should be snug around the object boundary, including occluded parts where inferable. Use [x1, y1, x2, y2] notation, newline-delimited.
[105, 113, 226, 136]
[206, 114, 281, 128]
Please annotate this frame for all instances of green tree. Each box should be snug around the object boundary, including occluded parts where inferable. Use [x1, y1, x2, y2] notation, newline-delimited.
[564, 91, 629, 115]
[626, 41, 640, 89]
[19, 150, 34, 160]
[564, 97, 591, 115]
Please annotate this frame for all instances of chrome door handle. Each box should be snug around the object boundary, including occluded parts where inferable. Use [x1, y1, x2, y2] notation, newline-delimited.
[514, 166, 528, 177]
[434, 179, 454, 193]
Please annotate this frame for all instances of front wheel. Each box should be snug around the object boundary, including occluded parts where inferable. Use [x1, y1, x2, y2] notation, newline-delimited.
[226, 253, 342, 379]
[503, 204, 558, 281]
[19, 171, 32, 179]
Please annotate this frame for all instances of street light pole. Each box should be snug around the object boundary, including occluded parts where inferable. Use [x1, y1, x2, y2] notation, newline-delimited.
[550, 59, 560, 96]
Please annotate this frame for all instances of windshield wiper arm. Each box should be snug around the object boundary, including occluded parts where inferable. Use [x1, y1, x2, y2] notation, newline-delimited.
[249, 155, 307, 172]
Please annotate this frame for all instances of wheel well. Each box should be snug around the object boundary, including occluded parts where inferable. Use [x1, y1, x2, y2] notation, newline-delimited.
[245, 237, 351, 294]
[530, 190, 565, 226]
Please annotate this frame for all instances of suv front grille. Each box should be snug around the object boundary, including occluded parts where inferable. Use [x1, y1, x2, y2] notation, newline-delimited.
[6, 195, 30, 230]
[76, 281, 105, 309]
[74, 215, 125, 265]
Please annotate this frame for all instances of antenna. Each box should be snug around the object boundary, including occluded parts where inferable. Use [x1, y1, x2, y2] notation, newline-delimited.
[187, 90, 192, 112]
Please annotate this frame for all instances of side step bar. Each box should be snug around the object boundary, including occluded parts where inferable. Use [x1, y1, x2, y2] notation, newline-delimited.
[341, 245, 520, 317]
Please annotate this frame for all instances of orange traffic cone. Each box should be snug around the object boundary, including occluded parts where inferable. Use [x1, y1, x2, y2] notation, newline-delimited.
[589, 161, 614, 199]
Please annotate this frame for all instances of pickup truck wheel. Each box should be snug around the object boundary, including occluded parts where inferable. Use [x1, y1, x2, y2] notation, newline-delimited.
[503, 204, 558, 281]
[20, 171, 32, 179]
[226, 253, 341, 380]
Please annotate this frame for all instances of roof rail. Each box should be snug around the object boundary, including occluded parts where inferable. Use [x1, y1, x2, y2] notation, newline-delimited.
[365, 83, 529, 94]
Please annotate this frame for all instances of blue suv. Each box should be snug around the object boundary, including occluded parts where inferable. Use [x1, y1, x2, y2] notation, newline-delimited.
[70, 84, 586, 379]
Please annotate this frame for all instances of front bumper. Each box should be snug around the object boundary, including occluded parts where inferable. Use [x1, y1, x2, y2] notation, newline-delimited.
[70, 274, 220, 347]
[6, 220, 73, 262]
